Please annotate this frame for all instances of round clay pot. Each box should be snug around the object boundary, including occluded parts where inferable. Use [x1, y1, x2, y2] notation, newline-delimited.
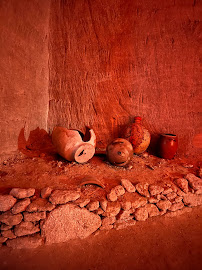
[123, 116, 150, 155]
[52, 127, 96, 163]
[158, 134, 178, 159]
[106, 138, 133, 167]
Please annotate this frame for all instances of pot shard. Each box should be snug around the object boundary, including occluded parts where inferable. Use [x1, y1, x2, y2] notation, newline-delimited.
[52, 127, 96, 163]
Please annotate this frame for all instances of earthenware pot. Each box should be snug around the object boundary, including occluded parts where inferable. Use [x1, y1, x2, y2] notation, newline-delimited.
[158, 133, 178, 159]
[106, 138, 133, 167]
[124, 116, 150, 154]
[52, 127, 96, 163]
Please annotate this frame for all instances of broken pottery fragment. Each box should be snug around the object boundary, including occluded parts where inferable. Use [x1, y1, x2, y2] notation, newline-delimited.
[52, 126, 96, 163]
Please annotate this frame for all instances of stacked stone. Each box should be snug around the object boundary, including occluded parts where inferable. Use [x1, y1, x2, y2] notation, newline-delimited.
[0, 173, 202, 249]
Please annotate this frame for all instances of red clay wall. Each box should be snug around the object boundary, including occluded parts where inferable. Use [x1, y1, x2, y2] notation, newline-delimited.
[0, 0, 50, 160]
[48, 0, 201, 158]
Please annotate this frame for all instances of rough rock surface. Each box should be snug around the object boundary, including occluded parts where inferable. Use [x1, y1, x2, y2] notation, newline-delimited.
[185, 173, 202, 191]
[41, 187, 53, 199]
[149, 185, 164, 196]
[133, 207, 149, 221]
[0, 195, 17, 212]
[129, 193, 148, 209]
[0, 212, 23, 226]
[175, 178, 189, 193]
[145, 204, 160, 217]
[11, 198, 31, 214]
[75, 198, 90, 208]
[121, 179, 136, 193]
[26, 198, 55, 212]
[49, 190, 80, 205]
[6, 234, 43, 249]
[136, 183, 150, 197]
[0, 236, 7, 244]
[0, 224, 12, 231]
[86, 201, 100, 211]
[169, 202, 184, 212]
[183, 193, 202, 207]
[1, 229, 16, 239]
[10, 188, 35, 199]
[101, 216, 116, 226]
[41, 204, 101, 244]
[14, 221, 40, 237]
[107, 189, 117, 202]
[114, 185, 125, 197]
[23, 211, 46, 222]
[156, 200, 172, 211]
[103, 201, 121, 217]
[166, 192, 177, 201]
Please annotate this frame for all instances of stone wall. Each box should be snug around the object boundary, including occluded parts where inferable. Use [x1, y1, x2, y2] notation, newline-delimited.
[0, 173, 201, 249]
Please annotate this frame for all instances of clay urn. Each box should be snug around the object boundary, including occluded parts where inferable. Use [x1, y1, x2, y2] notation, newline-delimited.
[52, 126, 96, 163]
[158, 133, 178, 159]
[123, 116, 150, 154]
[106, 138, 133, 167]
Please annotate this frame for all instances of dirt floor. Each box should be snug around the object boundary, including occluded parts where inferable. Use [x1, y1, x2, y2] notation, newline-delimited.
[0, 206, 201, 270]
[0, 141, 201, 270]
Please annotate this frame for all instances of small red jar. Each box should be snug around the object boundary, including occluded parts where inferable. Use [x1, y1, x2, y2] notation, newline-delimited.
[158, 134, 178, 159]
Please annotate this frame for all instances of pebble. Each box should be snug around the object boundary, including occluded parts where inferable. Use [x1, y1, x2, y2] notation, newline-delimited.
[0, 195, 17, 212]
[0, 212, 23, 226]
[86, 201, 100, 211]
[41, 187, 53, 199]
[11, 198, 31, 214]
[10, 188, 35, 199]
[156, 200, 172, 211]
[149, 184, 164, 196]
[175, 178, 189, 193]
[133, 207, 148, 221]
[121, 179, 136, 193]
[136, 182, 150, 197]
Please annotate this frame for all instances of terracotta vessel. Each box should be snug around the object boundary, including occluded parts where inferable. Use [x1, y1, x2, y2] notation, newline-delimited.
[158, 133, 178, 159]
[124, 116, 150, 154]
[106, 138, 133, 167]
[52, 127, 96, 163]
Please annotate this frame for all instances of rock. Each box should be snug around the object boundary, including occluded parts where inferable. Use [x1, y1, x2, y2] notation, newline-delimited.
[49, 189, 80, 205]
[11, 198, 31, 214]
[101, 216, 116, 226]
[100, 224, 113, 231]
[0, 212, 23, 226]
[114, 185, 125, 197]
[133, 207, 148, 221]
[86, 201, 100, 211]
[14, 221, 40, 237]
[107, 189, 117, 202]
[136, 182, 150, 197]
[144, 204, 160, 217]
[0, 236, 7, 244]
[41, 204, 101, 244]
[183, 193, 202, 207]
[119, 199, 132, 211]
[160, 194, 167, 200]
[166, 192, 177, 201]
[0, 195, 17, 212]
[75, 198, 90, 208]
[6, 234, 43, 249]
[95, 208, 104, 215]
[156, 200, 172, 211]
[10, 188, 35, 199]
[23, 212, 46, 222]
[165, 207, 192, 218]
[0, 224, 13, 231]
[100, 199, 108, 211]
[174, 196, 183, 203]
[148, 197, 159, 204]
[113, 219, 136, 230]
[162, 187, 173, 195]
[26, 198, 55, 212]
[121, 179, 136, 193]
[177, 189, 186, 197]
[149, 185, 164, 196]
[1, 229, 16, 239]
[169, 202, 184, 212]
[195, 189, 202, 195]
[117, 210, 132, 220]
[130, 193, 148, 209]
[103, 201, 121, 217]
[185, 173, 202, 191]
[41, 187, 53, 199]
[175, 178, 189, 193]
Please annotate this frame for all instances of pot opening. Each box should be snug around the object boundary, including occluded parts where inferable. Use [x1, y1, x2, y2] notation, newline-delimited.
[163, 134, 176, 137]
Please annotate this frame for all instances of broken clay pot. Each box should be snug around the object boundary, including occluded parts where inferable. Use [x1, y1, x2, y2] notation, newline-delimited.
[106, 138, 133, 167]
[52, 127, 96, 163]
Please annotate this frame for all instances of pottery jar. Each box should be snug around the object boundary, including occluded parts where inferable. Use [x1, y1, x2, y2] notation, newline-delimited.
[124, 116, 150, 154]
[158, 134, 178, 159]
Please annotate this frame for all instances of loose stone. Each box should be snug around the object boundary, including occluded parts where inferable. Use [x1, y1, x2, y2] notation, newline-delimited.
[107, 189, 118, 202]
[119, 200, 132, 211]
[169, 202, 184, 212]
[41, 187, 53, 199]
[166, 192, 177, 201]
[185, 173, 202, 191]
[26, 198, 55, 212]
[183, 193, 202, 207]
[0, 212, 23, 226]
[86, 201, 100, 211]
[162, 187, 173, 195]
[14, 221, 40, 237]
[148, 197, 159, 204]
[11, 198, 31, 214]
[0, 195, 17, 212]
[10, 188, 35, 199]
[23, 212, 46, 222]
[0, 224, 13, 231]
[149, 185, 164, 196]
[100, 199, 108, 211]
[114, 185, 125, 197]
[175, 178, 189, 193]
[117, 210, 132, 220]
[156, 200, 172, 211]
[1, 229, 16, 239]
[0, 236, 7, 244]
[75, 198, 90, 208]
[104, 201, 121, 217]
[130, 193, 148, 209]
[6, 234, 43, 249]
[100, 224, 113, 231]
[101, 216, 116, 226]
[136, 182, 150, 197]
[121, 179, 136, 193]
[49, 190, 80, 205]
[145, 204, 160, 217]
[133, 207, 149, 221]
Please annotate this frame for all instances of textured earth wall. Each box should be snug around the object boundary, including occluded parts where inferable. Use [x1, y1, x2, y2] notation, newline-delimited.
[48, 0, 201, 157]
[0, 0, 50, 160]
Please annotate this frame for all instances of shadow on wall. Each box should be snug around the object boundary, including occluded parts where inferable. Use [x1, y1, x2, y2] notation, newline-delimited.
[18, 127, 56, 159]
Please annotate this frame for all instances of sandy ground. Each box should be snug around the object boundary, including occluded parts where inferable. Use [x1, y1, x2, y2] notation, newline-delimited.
[0, 206, 201, 270]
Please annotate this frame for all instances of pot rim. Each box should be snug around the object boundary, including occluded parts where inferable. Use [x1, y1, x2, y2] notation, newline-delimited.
[161, 133, 177, 137]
